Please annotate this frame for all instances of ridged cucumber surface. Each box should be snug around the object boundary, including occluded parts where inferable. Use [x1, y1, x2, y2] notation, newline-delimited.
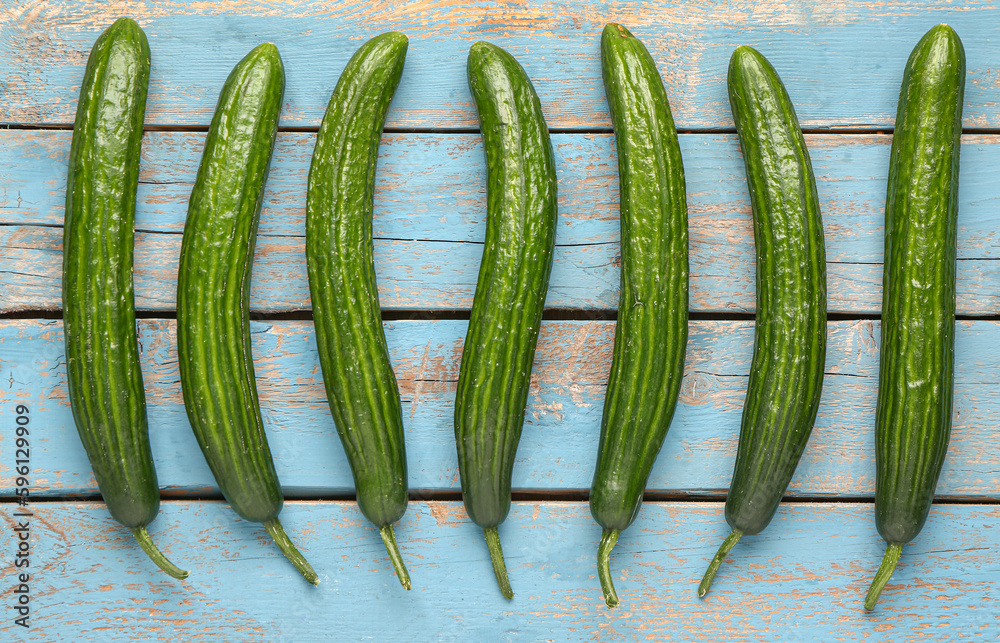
[865, 24, 965, 611]
[456, 40, 558, 599]
[698, 45, 827, 598]
[177, 43, 317, 585]
[305, 32, 411, 589]
[589, 23, 689, 608]
[63, 17, 187, 580]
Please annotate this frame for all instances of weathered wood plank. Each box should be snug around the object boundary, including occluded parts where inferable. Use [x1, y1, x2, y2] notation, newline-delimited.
[2, 318, 998, 498]
[2, 500, 998, 640]
[5, 2, 998, 638]
[3, 130, 1000, 315]
[3, 0, 1000, 129]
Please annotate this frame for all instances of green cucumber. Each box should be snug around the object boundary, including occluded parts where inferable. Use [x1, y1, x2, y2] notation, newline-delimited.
[63, 17, 187, 580]
[864, 24, 964, 611]
[698, 45, 827, 598]
[589, 23, 689, 609]
[305, 32, 411, 589]
[456, 40, 558, 600]
[177, 43, 317, 585]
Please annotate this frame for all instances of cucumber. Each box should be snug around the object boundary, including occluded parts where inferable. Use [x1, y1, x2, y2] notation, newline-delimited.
[177, 43, 317, 585]
[589, 23, 688, 608]
[305, 32, 411, 589]
[63, 17, 187, 580]
[698, 45, 827, 598]
[456, 40, 558, 599]
[864, 24, 964, 611]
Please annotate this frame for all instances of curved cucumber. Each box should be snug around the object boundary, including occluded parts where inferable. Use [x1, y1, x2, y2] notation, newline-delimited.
[63, 17, 187, 580]
[865, 24, 964, 611]
[589, 23, 689, 608]
[456, 40, 558, 599]
[305, 32, 411, 589]
[698, 45, 827, 598]
[177, 43, 317, 585]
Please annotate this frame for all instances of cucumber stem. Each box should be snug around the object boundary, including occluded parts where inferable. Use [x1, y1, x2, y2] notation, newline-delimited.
[379, 524, 411, 590]
[597, 528, 620, 608]
[132, 527, 189, 580]
[864, 542, 903, 610]
[484, 526, 513, 599]
[264, 518, 319, 585]
[698, 528, 743, 598]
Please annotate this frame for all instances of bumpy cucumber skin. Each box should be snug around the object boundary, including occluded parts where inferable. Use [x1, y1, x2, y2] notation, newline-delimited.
[63, 17, 156, 531]
[589, 23, 689, 534]
[725, 46, 827, 537]
[306, 33, 409, 529]
[456, 41, 558, 530]
[875, 24, 964, 547]
[177, 43, 285, 524]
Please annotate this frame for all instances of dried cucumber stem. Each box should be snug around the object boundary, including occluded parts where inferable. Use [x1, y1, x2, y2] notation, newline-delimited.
[133, 528, 189, 580]
[485, 527, 513, 599]
[597, 528, 620, 608]
[698, 529, 743, 598]
[864, 543, 903, 610]
[380, 525, 411, 590]
[265, 519, 319, 586]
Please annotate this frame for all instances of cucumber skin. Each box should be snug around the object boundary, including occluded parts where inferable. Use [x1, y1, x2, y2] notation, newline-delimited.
[589, 23, 689, 533]
[63, 17, 156, 530]
[456, 41, 558, 529]
[875, 24, 964, 546]
[306, 33, 409, 528]
[176, 43, 286, 524]
[725, 46, 827, 536]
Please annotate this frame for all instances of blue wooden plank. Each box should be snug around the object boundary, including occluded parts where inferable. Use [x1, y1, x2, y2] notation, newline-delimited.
[2, 500, 997, 640]
[2, 2, 997, 638]
[2, 1, 999, 130]
[2, 318, 998, 499]
[3, 131, 1000, 315]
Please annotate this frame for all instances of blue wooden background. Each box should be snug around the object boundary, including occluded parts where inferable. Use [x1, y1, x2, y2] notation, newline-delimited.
[3, 0, 1000, 640]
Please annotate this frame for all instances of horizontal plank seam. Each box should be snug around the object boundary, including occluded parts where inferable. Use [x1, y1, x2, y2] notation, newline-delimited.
[7, 310, 1000, 322]
[3, 493, 997, 505]
[7, 122, 1000, 135]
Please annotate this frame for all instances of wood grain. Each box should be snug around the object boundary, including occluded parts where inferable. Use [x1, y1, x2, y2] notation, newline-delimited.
[3, 130, 1000, 315]
[2, 0, 1000, 129]
[2, 318, 998, 498]
[2, 500, 998, 641]
[4, 1, 1000, 638]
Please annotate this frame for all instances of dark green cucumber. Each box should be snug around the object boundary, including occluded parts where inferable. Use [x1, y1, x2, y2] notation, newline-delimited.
[698, 46, 827, 598]
[865, 24, 964, 611]
[63, 18, 187, 580]
[456, 41, 558, 600]
[589, 23, 688, 609]
[177, 43, 317, 585]
[305, 32, 410, 589]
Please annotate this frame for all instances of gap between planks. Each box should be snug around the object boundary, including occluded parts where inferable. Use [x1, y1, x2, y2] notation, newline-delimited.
[3, 492, 997, 505]
[8, 122, 1000, 135]
[12, 309, 1000, 323]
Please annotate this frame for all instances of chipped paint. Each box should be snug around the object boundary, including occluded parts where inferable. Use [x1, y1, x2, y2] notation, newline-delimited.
[2, 1, 1000, 128]
[3, 318, 1000, 498]
[6, 131, 1000, 315]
